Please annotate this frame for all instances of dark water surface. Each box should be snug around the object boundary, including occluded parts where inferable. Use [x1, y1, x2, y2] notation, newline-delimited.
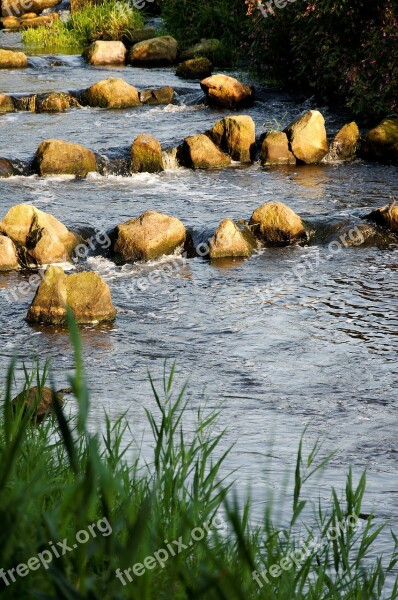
[1, 31, 398, 584]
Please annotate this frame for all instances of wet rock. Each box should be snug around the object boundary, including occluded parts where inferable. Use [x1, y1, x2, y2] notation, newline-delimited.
[176, 57, 212, 79]
[249, 201, 307, 245]
[139, 86, 174, 105]
[366, 203, 398, 234]
[27, 266, 116, 325]
[209, 218, 257, 259]
[1, 0, 58, 15]
[131, 133, 163, 173]
[122, 27, 156, 45]
[360, 118, 398, 163]
[179, 39, 221, 62]
[284, 110, 328, 164]
[326, 122, 359, 161]
[83, 41, 127, 66]
[82, 77, 140, 109]
[12, 386, 63, 422]
[0, 93, 14, 112]
[0, 234, 19, 270]
[0, 204, 80, 264]
[0, 48, 28, 68]
[114, 210, 186, 262]
[177, 134, 231, 170]
[260, 131, 296, 165]
[200, 74, 254, 109]
[36, 92, 81, 113]
[34, 139, 97, 177]
[209, 115, 255, 162]
[0, 157, 16, 177]
[128, 36, 178, 66]
[13, 95, 36, 111]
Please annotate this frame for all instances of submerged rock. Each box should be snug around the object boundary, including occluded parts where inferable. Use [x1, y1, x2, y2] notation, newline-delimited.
[129, 36, 178, 66]
[131, 134, 164, 173]
[261, 131, 296, 165]
[139, 86, 174, 105]
[176, 57, 212, 79]
[360, 118, 398, 163]
[0, 234, 19, 270]
[0, 93, 14, 112]
[249, 201, 307, 245]
[179, 39, 221, 61]
[36, 93, 81, 113]
[12, 386, 63, 422]
[83, 41, 127, 65]
[114, 210, 186, 262]
[82, 78, 140, 109]
[366, 203, 398, 234]
[177, 134, 231, 169]
[34, 139, 97, 177]
[0, 204, 80, 264]
[0, 48, 28, 68]
[284, 110, 328, 164]
[326, 122, 359, 161]
[200, 74, 254, 109]
[209, 115, 255, 162]
[209, 219, 258, 259]
[0, 157, 16, 177]
[27, 266, 116, 325]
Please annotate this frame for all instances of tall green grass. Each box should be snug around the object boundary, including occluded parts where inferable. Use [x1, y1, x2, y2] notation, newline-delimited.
[0, 311, 397, 598]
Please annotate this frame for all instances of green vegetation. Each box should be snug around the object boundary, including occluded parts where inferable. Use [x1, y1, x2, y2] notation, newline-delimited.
[0, 312, 397, 598]
[22, 0, 143, 52]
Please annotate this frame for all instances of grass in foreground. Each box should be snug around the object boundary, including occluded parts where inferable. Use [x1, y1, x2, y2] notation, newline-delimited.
[0, 312, 397, 598]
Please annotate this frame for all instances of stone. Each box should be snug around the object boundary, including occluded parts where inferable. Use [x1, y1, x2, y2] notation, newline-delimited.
[177, 134, 231, 169]
[36, 93, 81, 113]
[19, 13, 58, 28]
[13, 95, 36, 111]
[200, 74, 254, 109]
[0, 204, 80, 264]
[1, 0, 58, 16]
[360, 118, 398, 163]
[82, 78, 140, 109]
[34, 139, 97, 177]
[327, 122, 359, 161]
[0, 93, 14, 112]
[179, 39, 221, 61]
[366, 203, 398, 234]
[209, 115, 255, 162]
[122, 27, 156, 45]
[209, 219, 257, 259]
[0, 234, 19, 270]
[83, 41, 127, 66]
[176, 57, 212, 79]
[114, 210, 186, 262]
[12, 386, 63, 422]
[139, 86, 174, 105]
[0, 48, 28, 68]
[1, 16, 19, 28]
[284, 110, 328, 164]
[21, 12, 37, 19]
[131, 134, 163, 173]
[27, 266, 116, 325]
[260, 131, 296, 165]
[0, 158, 16, 177]
[249, 201, 306, 245]
[128, 36, 178, 66]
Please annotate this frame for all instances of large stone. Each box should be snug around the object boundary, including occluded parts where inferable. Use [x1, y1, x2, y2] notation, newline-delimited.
[0, 93, 14, 112]
[366, 203, 398, 234]
[34, 139, 97, 177]
[209, 219, 257, 259]
[177, 134, 231, 170]
[209, 115, 255, 162]
[1, 0, 58, 16]
[83, 41, 127, 66]
[131, 134, 164, 173]
[12, 386, 63, 422]
[128, 36, 178, 66]
[36, 93, 81, 113]
[122, 27, 156, 45]
[27, 266, 116, 325]
[200, 74, 254, 109]
[114, 211, 186, 262]
[0, 204, 80, 264]
[249, 201, 306, 245]
[261, 131, 296, 165]
[176, 57, 212, 79]
[139, 86, 174, 105]
[361, 118, 398, 163]
[179, 39, 221, 61]
[0, 234, 19, 270]
[327, 122, 359, 161]
[284, 110, 328, 164]
[82, 78, 140, 109]
[0, 49, 28, 68]
[0, 158, 16, 177]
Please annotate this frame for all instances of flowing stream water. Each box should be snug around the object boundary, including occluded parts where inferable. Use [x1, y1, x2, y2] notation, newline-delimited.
[1, 30, 398, 583]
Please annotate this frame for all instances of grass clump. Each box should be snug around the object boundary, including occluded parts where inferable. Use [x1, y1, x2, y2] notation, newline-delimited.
[0, 311, 397, 598]
[22, 0, 144, 52]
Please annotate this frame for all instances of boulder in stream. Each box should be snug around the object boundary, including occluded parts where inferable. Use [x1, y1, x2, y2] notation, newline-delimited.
[128, 36, 178, 66]
[34, 139, 97, 177]
[83, 41, 127, 66]
[366, 203, 398, 234]
[327, 122, 359, 161]
[139, 86, 174, 105]
[82, 77, 140, 109]
[249, 201, 307, 245]
[260, 131, 296, 165]
[12, 386, 63, 422]
[0, 234, 19, 270]
[177, 134, 231, 169]
[209, 219, 258, 259]
[131, 134, 164, 173]
[0, 93, 14, 112]
[360, 118, 398, 163]
[27, 266, 116, 325]
[209, 115, 255, 162]
[0, 157, 16, 177]
[200, 74, 254, 109]
[284, 110, 328, 164]
[0, 48, 28, 68]
[176, 57, 212, 79]
[36, 93, 81, 113]
[113, 210, 186, 262]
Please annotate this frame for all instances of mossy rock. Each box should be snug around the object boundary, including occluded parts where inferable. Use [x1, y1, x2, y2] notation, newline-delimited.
[208, 115, 255, 162]
[260, 131, 296, 165]
[36, 93, 82, 113]
[209, 218, 258, 259]
[129, 36, 178, 66]
[0, 48, 28, 68]
[179, 39, 221, 62]
[366, 203, 398, 234]
[249, 201, 307, 245]
[176, 57, 212, 79]
[360, 118, 398, 163]
[82, 78, 140, 109]
[139, 86, 174, 105]
[0, 93, 14, 113]
[131, 134, 164, 174]
[177, 134, 231, 169]
[34, 139, 97, 177]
